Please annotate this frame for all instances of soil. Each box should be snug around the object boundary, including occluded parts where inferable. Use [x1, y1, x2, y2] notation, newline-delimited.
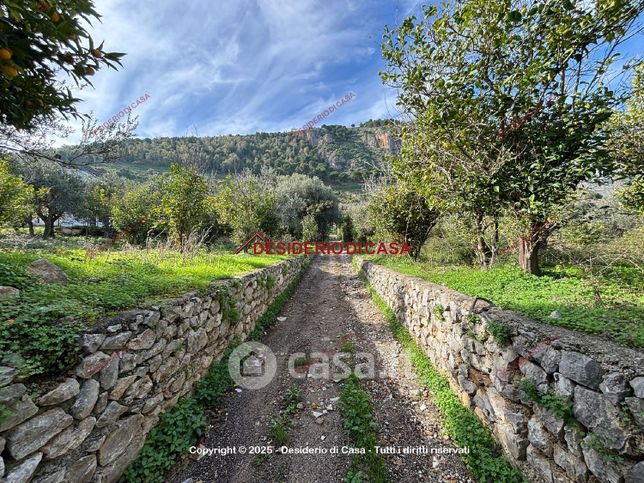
[169, 255, 473, 483]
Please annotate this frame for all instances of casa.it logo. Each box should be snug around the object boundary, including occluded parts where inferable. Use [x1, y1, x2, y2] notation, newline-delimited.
[233, 231, 412, 256]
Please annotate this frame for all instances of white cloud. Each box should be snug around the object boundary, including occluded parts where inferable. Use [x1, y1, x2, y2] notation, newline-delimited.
[59, 0, 402, 143]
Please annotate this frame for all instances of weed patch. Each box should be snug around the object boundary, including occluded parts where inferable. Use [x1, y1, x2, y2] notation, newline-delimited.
[340, 374, 387, 483]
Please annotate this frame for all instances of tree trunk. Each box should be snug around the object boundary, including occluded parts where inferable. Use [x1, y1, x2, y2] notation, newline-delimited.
[25, 217, 34, 236]
[475, 213, 492, 269]
[518, 236, 540, 275]
[42, 216, 56, 239]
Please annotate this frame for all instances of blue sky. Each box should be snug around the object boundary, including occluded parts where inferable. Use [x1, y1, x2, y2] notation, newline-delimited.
[69, 0, 422, 140]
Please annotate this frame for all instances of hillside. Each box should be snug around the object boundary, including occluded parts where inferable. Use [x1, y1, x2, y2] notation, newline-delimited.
[75, 121, 401, 184]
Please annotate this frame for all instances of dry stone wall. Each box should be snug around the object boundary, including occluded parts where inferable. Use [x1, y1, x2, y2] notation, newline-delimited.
[0, 256, 306, 483]
[357, 258, 643, 483]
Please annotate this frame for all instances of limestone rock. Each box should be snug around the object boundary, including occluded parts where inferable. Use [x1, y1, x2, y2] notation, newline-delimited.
[526, 445, 554, 483]
[26, 259, 69, 284]
[100, 332, 132, 350]
[109, 375, 137, 400]
[573, 386, 627, 450]
[98, 414, 143, 466]
[99, 355, 119, 390]
[629, 377, 644, 398]
[70, 379, 100, 419]
[553, 372, 575, 398]
[559, 351, 603, 390]
[6, 408, 73, 460]
[96, 401, 127, 428]
[4, 452, 42, 483]
[582, 442, 624, 483]
[624, 397, 644, 431]
[42, 416, 96, 459]
[0, 395, 38, 432]
[627, 461, 644, 483]
[520, 360, 548, 392]
[37, 378, 80, 406]
[553, 444, 587, 482]
[0, 286, 20, 300]
[457, 375, 477, 395]
[528, 416, 555, 456]
[76, 352, 110, 379]
[534, 405, 565, 437]
[65, 454, 97, 483]
[599, 373, 627, 404]
[0, 383, 26, 403]
[80, 333, 105, 354]
[496, 423, 528, 460]
[32, 468, 65, 483]
[0, 366, 18, 387]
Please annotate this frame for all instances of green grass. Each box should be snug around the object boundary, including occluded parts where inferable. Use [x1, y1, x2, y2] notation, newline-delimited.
[268, 383, 302, 446]
[356, 264, 525, 483]
[0, 243, 287, 377]
[366, 256, 644, 347]
[340, 373, 387, 483]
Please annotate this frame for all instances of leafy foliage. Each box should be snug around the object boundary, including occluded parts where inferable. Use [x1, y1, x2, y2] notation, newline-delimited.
[608, 62, 644, 214]
[487, 321, 511, 346]
[369, 181, 438, 259]
[159, 164, 213, 248]
[518, 378, 573, 421]
[0, 158, 33, 227]
[381, 0, 644, 273]
[121, 398, 206, 483]
[64, 123, 399, 183]
[0, 0, 124, 129]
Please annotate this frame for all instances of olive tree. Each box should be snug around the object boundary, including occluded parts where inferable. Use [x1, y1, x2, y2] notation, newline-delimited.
[369, 182, 439, 259]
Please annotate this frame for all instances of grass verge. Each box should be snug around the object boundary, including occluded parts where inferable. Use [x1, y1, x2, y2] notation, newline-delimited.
[365, 256, 643, 347]
[0, 247, 286, 377]
[340, 373, 387, 483]
[121, 257, 310, 483]
[355, 261, 525, 483]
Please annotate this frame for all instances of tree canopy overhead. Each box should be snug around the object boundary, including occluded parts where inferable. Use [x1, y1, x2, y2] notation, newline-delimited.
[0, 0, 124, 130]
[382, 0, 644, 273]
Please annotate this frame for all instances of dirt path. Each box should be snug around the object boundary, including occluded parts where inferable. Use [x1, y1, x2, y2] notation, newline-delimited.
[170, 256, 473, 483]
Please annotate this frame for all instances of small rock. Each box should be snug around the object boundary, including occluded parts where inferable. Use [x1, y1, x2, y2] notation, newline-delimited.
[549, 311, 562, 319]
[4, 452, 42, 483]
[0, 286, 19, 300]
[559, 351, 603, 390]
[0, 366, 18, 387]
[312, 411, 324, 418]
[277, 317, 287, 322]
[6, 408, 73, 460]
[80, 334, 106, 354]
[70, 379, 100, 419]
[26, 259, 69, 284]
[599, 373, 627, 404]
[630, 376, 644, 398]
[38, 378, 80, 406]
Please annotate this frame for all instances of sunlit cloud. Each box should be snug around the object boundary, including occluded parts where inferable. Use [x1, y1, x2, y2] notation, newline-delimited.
[59, 0, 420, 144]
